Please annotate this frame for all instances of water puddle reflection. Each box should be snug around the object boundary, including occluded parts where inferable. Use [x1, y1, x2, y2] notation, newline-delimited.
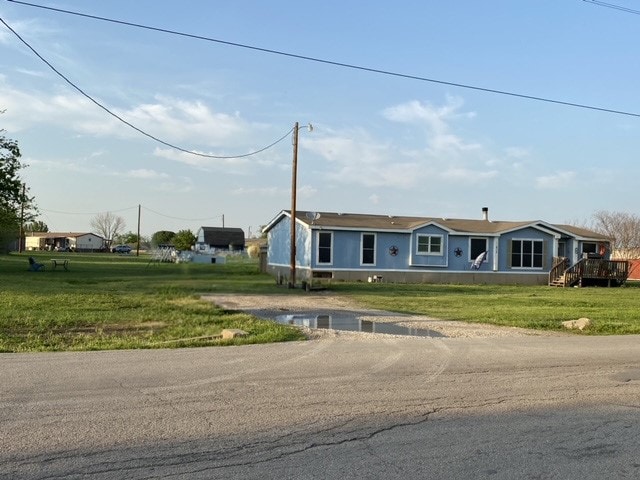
[272, 313, 443, 338]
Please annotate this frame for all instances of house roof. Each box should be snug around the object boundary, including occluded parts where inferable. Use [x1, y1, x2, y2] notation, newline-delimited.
[198, 227, 245, 246]
[26, 232, 103, 239]
[264, 210, 610, 241]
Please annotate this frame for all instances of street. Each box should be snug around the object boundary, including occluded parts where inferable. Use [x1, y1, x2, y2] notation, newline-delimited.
[1, 334, 639, 479]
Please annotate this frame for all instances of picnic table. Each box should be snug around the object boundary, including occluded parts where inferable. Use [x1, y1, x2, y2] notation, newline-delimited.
[51, 259, 69, 271]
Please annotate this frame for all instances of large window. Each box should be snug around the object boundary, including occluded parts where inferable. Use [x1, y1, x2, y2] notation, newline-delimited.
[511, 239, 543, 268]
[317, 231, 333, 264]
[416, 234, 442, 255]
[470, 238, 488, 261]
[582, 242, 597, 254]
[361, 233, 376, 265]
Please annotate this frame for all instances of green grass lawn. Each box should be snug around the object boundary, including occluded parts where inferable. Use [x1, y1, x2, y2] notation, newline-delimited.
[0, 252, 305, 352]
[2, 252, 639, 353]
[331, 281, 640, 335]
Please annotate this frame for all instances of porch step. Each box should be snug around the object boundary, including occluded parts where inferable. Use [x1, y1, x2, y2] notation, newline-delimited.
[549, 274, 566, 287]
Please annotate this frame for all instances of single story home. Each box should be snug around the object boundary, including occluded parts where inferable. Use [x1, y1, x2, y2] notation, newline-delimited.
[262, 208, 618, 286]
[195, 227, 245, 252]
[25, 232, 105, 252]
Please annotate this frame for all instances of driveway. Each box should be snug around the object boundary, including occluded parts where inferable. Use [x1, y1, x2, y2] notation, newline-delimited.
[2, 330, 639, 479]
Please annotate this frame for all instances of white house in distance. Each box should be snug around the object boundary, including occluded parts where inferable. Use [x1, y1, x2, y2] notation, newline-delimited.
[25, 232, 105, 252]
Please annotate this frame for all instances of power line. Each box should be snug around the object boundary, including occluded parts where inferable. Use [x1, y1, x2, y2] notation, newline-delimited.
[142, 206, 223, 222]
[7, 0, 640, 118]
[41, 206, 139, 216]
[41, 205, 224, 222]
[0, 16, 295, 159]
[582, 0, 640, 15]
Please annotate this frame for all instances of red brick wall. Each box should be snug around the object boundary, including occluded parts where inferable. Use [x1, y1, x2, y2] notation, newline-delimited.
[628, 260, 640, 280]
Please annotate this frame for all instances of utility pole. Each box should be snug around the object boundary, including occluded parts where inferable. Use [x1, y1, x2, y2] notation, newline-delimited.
[289, 122, 299, 288]
[18, 183, 25, 253]
[136, 204, 141, 256]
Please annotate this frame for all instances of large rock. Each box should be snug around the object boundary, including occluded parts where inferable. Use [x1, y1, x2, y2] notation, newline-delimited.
[221, 329, 249, 339]
[562, 318, 592, 331]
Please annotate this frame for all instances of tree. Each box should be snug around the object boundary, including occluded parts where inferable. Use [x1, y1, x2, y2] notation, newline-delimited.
[116, 231, 140, 244]
[151, 230, 175, 247]
[1, 122, 36, 252]
[24, 220, 49, 233]
[590, 210, 640, 259]
[173, 229, 196, 251]
[90, 212, 125, 245]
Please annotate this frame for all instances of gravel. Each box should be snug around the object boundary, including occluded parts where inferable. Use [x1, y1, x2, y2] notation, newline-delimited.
[202, 292, 560, 339]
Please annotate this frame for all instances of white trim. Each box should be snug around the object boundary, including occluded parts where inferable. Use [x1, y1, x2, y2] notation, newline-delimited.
[415, 233, 444, 256]
[510, 237, 544, 269]
[360, 232, 376, 266]
[267, 263, 546, 275]
[316, 231, 333, 266]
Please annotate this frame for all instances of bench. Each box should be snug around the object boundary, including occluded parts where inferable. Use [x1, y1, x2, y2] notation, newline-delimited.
[51, 259, 69, 271]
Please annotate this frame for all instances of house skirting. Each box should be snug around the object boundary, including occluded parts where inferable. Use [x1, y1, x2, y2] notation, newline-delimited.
[266, 265, 548, 286]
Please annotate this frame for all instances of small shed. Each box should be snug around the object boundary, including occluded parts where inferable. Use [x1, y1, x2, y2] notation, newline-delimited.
[195, 227, 245, 252]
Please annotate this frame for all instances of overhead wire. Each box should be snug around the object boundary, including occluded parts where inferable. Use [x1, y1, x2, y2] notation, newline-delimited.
[6, 0, 640, 118]
[582, 0, 640, 15]
[41, 205, 224, 222]
[0, 15, 295, 159]
[141, 206, 223, 222]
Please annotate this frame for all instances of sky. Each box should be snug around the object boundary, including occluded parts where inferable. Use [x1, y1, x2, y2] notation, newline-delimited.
[1, 0, 639, 238]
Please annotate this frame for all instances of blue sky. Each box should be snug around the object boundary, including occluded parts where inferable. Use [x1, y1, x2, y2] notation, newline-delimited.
[1, 1, 639, 238]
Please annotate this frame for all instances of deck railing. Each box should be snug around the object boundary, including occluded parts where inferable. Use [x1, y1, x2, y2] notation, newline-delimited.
[560, 258, 629, 287]
[549, 257, 569, 285]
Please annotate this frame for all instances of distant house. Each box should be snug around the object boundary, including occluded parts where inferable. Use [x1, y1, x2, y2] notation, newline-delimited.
[195, 227, 245, 252]
[262, 208, 624, 286]
[25, 232, 105, 252]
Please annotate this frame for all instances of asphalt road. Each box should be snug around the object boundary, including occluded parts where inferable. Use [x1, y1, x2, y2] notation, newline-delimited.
[2, 334, 640, 479]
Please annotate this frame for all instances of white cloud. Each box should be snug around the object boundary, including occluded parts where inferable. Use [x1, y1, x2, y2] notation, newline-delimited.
[303, 98, 504, 189]
[0, 78, 261, 152]
[383, 96, 481, 155]
[535, 171, 576, 189]
[231, 184, 316, 199]
[152, 147, 250, 171]
[123, 169, 169, 180]
[505, 146, 530, 158]
[232, 186, 282, 196]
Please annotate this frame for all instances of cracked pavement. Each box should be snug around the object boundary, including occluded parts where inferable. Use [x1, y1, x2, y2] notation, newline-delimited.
[1, 334, 640, 479]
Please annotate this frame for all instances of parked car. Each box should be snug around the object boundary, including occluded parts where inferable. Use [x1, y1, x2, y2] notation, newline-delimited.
[112, 245, 132, 254]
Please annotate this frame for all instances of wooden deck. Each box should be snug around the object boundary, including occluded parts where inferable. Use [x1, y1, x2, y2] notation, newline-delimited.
[549, 257, 629, 287]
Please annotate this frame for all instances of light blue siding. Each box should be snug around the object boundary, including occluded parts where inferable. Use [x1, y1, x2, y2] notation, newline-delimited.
[498, 227, 554, 270]
[267, 216, 312, 268]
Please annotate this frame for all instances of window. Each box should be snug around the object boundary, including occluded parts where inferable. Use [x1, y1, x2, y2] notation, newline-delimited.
[361, 233, 376, 265]
[470, 238, 488, 261]
[511, 239, 543, 268]
[416, 234, 442, 255]
[582, 242, 597, 254]
[317, 231, 333, 264]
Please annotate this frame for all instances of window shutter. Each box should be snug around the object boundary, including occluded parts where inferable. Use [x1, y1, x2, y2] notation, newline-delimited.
[507, 240, 512, 268]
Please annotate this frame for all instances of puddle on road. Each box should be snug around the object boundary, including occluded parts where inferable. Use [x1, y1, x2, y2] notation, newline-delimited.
[272, 313, 444, 338]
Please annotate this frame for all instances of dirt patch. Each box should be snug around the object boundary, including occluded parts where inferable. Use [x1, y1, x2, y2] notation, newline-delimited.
[202, 292, 558, 339]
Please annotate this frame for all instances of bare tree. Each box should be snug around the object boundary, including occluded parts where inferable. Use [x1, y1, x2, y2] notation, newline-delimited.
[590, 210, 640, 259]
[90, 212, 125, 246]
